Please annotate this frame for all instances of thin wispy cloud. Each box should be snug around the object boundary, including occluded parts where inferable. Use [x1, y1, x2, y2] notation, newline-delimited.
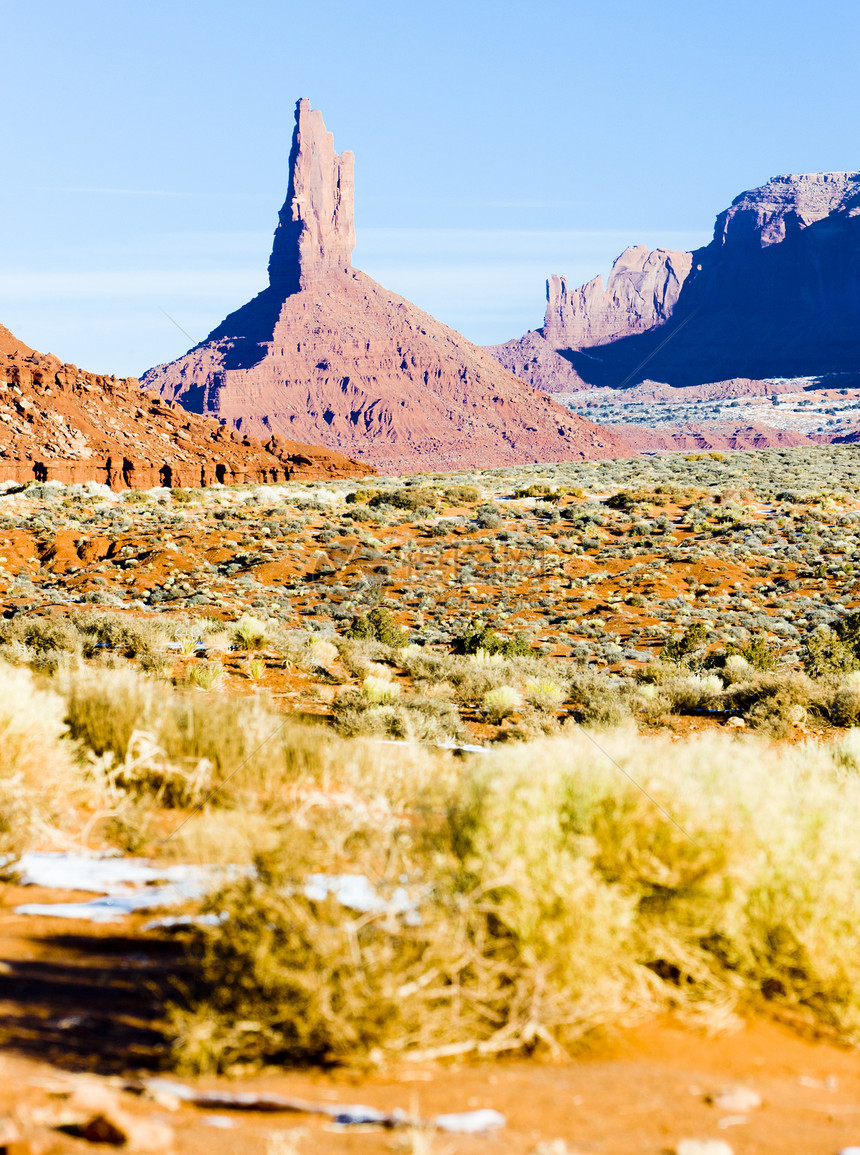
[35, 186, 270, 200]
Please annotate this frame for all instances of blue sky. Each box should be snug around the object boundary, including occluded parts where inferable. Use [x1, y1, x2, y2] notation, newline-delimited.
[2, 0, 858, 376]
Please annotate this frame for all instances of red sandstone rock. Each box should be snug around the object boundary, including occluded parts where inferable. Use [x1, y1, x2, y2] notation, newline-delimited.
[490, 171, 860, 395]
[0, 333, 371, 489]
[141, 99, 632, 473]
[543, 246, 693, 351]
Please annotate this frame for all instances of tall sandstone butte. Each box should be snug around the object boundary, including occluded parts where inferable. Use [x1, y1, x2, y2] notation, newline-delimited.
[141, 99, 629, 473]
[490, 171, 860, 392]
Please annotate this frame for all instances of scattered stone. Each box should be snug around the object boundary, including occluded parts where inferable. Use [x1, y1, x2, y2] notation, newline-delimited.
[78, 1112, 174, 1152]
[65, 1084, 174, 1152]
[725, 716, 746, 728]
[707, 1087, 762, 1112]
[675, 1142, 734, 1155]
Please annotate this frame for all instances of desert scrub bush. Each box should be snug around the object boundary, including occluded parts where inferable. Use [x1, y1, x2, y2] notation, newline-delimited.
[361, 674, 401, 704]
[76, 612, 165, 658]
[344, 488, 383, 505]
[63, 666, 156, 760]
[474, 502, 502, 529]
[186, 661, 224, 692]
[482, 685, 523, 722]
[301, 637, 339, 670]
[453, 620, 532, 659]
[332, 690, 462, 743]
[172, 728, 860, 1068]
[0, 613, 82, 657]
[443, 484, 479, 505]
[170, 488, 199, 504]
[344, 607, 407, 648]
[368, 488, 436, 512]
[723, 672, 813, 736]
[718, 636, 780, 672]
[0, 666, 81, 860]
[513, 483, 552, 498]
[232, 615, 270, 651]
[168, 852, 550, 1071]
[568, 671, 634, 729]
[635, 673, 725, 718]
[523, 678, 567, 712]
[802, 627, 860, 677]
[61, 667, 333, 804]
[343, 505, 382, 523]
[659, 623, 709, 666]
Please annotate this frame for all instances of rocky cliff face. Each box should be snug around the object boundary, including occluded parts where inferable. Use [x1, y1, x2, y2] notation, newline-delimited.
[142, 99, 632, 473]
[0, 332, 370, 489]
[542, 246, 693, 349]
[491, 171, 860, 392]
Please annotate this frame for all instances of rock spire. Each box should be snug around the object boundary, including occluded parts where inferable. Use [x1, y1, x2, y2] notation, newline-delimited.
[267, 98, 355, 293]
[142, 99, 631, 472]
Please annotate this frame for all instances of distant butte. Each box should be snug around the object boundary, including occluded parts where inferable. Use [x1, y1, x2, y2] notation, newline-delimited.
[490, 171, 860, 393]
[141, 98, 630, 472]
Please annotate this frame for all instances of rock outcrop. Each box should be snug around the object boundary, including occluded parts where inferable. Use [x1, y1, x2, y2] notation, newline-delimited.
[543, 246, 693, 350]
[491, 171, 860, 392]
[0, 331, 370, 489]
[141, 99, 632, 473]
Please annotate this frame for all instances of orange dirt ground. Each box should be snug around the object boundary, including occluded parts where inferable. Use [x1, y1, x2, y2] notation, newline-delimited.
[1, 884, 859, 1155]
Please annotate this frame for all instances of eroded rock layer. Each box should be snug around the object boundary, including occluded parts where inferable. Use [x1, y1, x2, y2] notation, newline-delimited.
[0, 336, 370, 489]
[142, 99, 632, 473]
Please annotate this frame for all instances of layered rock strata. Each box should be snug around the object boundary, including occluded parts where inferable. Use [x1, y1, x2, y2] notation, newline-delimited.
[491, 171, 860, 392]
[0, 335, 370, 489]
[142, 99, 631, 472]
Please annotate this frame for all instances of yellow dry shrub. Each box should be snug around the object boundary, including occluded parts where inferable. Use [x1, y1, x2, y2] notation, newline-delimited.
[0, 666, 80, 858]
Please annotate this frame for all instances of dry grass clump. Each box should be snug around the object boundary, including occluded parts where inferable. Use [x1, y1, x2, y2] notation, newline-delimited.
[169, 728, 860, 1070]
[332, 685, 463, 743]
[0, 666, 82, 859]
[482, 684, 523, 722]
[61, 667, 334, 808]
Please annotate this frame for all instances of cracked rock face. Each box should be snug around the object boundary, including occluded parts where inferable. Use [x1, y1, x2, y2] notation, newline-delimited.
[141, 99, 631, 473]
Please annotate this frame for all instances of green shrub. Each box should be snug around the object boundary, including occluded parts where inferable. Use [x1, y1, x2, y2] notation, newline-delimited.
[170, 729, 860, 1069]
[368, 488, 436, 511]
[344, 608, 407, 648]
[453, 620, 532, 659]
[802, 628, 860, 677]
[660, 623, 709, 665]
[443, 485, 480, 504]
[482, 685, 523, 722]
[345, 488, 383, 505]
[723, 637, 780, 672]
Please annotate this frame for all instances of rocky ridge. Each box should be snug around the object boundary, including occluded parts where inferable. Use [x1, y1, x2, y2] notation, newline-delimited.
[142, 99, 632, 473]
[0, 333, 370, 489]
